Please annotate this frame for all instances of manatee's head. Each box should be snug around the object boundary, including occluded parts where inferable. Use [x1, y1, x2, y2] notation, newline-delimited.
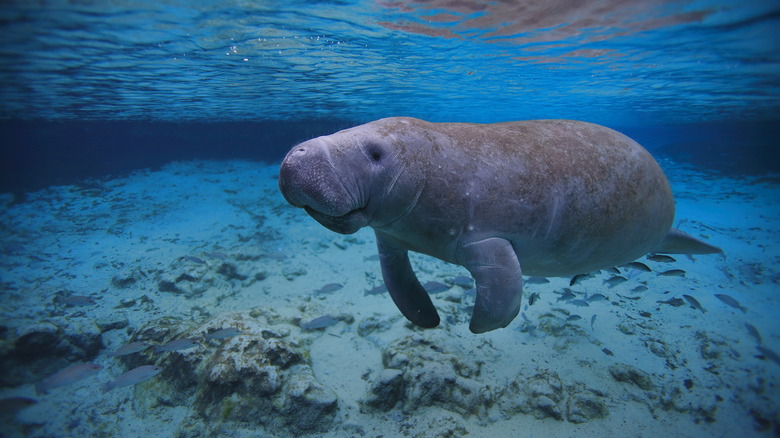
[279, 118, 428, 234]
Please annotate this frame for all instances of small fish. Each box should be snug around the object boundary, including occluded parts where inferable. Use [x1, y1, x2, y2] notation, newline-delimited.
[714, 294, 747, 313]
[616, 293, 642, 301]
[602, 347, 614, 356]
[556, 289, 576, 302]
[314, 283, 343, 295]
[182, 255, 205, 264]
[204, 251, 228, 260]
[528, 292, 540, 306]
[300, 315, 339, 331]
[606, 267, 621, 274]
[657, 297, 685, 307]
[659, 269, 686, 277]
[363, 254, 380, 262]
[154, 338, 198, 353]
[204, 328, 242, 340]
[757, 346, 780, 366]
[447, 275, 474, 289]
[587, 293, 607, 303]
[569, 299, 590, 307]
[566, 315, 582, 322]
[631, 285, 649, 293]
[625, 262, 652, 272]
[36, 363, 103, 395]
[364, 284, 387, 296]
[525, 276, 550, 285]
[108, 341, 151, 357]
[569, 273, 593, 286]
[682, 294, 706, 313]
[423, 281, 450, 294]
[102, 365, 162, 393]
[647, 254, 676, 263]
[57, 296, 97, 307]
[745, 324, 762, 346]
[604, 276, 628, 288]
[590, 314, 597, 331]
[0, 396, 38, 414]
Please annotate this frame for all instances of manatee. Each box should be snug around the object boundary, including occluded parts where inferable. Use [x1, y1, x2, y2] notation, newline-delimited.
[278, 117, 721, 333]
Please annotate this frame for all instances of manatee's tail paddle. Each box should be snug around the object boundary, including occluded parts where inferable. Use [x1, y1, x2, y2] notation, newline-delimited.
[652, 228, 722, 254]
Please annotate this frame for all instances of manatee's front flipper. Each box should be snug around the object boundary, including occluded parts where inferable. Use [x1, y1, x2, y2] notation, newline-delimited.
[653, 228, 723, 254]
[457, 237, 523, 334]
[375, 232, 440, 328]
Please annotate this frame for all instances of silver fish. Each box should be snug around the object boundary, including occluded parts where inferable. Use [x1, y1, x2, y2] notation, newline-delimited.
[590, 314, 597, 331]
[526, 276, 550, 285]
[423, 281, 450, 294]
[556, 289, 576, 302]
[300, 315, 339, 331]
[745, 324, 762, 346]
[182, 255, 205, 264]
[448, 275, 474, 289]
[101, 365, 162, 393]
[364, 284, 387, 296]
[566, 315, 582, 322]
[587, 293, 607, 302]
[757, 347, 780, 366]
[36, 363, 103, 395]
[569, 273, 593, 286]
[108, 341, 151, 357]
[625, 262, 652, 272]
[154, 338, 198, 353]
[314, 283, 343, 295]
[657, 297, 685, 307]
[631, 285, 649, 293]
[604, 276, 628, 288]
[204, 328, 242, 340]
[528, 292, 540, 306]
[569, 299, 590, 307]
[647, 254, 676, 263]
[682, 294, 706, 313]
[659, 269, 686, 277]
[714, 294, 747, 313]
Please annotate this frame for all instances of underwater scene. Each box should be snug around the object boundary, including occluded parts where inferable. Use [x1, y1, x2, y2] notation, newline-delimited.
[1, 1, 779, 437]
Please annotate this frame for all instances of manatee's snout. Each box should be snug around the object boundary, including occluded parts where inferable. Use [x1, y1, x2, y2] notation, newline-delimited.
[279, 141, 348, 216]
[279, 139, 368, 234]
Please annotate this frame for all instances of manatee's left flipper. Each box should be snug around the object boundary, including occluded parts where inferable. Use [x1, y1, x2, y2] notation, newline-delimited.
[653, 228, 723, 254]
[376, 232, 440, 328]
[457, 237, 523, 334]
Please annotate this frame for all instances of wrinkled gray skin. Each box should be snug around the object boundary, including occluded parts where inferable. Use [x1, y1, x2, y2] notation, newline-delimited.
[279, 117, 721, 333]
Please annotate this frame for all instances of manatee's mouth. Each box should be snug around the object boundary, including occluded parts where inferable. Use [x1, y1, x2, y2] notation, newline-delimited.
[303, 206, 368, 235]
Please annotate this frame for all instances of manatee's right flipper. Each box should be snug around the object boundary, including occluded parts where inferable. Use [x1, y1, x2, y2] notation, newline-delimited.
[457, 237, 523, 334]
[375, 232, 440, 328]
[653, 228, 723, 254]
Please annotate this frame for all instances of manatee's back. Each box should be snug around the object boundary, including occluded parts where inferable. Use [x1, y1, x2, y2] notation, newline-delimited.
[427, 119, 675, 276]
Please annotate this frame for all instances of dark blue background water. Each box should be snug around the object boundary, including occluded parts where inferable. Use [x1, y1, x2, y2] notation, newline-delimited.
[1, 0, 779, 193]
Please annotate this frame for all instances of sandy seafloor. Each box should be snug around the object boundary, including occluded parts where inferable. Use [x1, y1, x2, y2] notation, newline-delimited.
[0, 158, 778, 438]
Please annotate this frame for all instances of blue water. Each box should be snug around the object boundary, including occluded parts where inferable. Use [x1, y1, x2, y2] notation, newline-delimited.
[1, 1, 780, 437]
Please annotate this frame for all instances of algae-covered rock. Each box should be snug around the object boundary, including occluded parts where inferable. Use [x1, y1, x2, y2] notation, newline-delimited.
[498, 370, 608, 423]
[126, 311, 338, 434]
[609, 363, 654, 390]
[363, 333, 489, 417]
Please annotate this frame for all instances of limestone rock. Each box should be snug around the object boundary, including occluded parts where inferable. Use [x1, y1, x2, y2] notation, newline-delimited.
[126, 311, 338, 434]
[363, 334, 489, 417]
[609, 363, 654, 390]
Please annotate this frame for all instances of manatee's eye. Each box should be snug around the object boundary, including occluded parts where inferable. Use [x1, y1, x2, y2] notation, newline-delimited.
[366, 144, 383, 162]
